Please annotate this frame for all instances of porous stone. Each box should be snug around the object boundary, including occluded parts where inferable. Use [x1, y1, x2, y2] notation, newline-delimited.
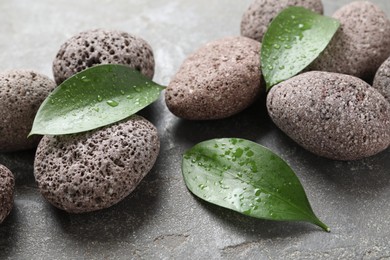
[53, 29, 155, 84]
[240, 0, 323, 42]
[0, 70, 56, 152]
[267, 71, 390, 161]
[34, 115, 160, 213]
[0, 164, 15, 224]
[310, 1, 390, 81]
[165, 36, 261, 120]
[373, 56, 390, 103]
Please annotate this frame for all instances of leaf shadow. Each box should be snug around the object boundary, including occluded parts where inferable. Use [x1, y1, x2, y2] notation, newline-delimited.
[170, 96, 271, 148]
[0, 149, 37, 186]
[194, 195, 321, 239]
[46, 162, 164, 243]
[269, 125, 390, 197]
[0, 208, 19, 259]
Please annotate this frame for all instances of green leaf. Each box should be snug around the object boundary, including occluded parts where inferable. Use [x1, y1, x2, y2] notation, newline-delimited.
[261, 6, 340, 90]
[182, 138, 330, 232]
[30, 64, 165, 136]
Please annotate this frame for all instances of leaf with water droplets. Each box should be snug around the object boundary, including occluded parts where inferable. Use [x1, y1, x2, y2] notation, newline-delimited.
[182, 138, 330, 232]
[261, 6, 340, 90]
[30, 64, 165, 136]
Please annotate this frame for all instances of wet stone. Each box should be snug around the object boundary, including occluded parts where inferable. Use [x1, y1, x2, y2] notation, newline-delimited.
[267, 71, 390, 161]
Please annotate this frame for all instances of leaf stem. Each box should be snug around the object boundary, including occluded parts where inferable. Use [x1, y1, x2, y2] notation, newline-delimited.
[313, 218, 331, 232]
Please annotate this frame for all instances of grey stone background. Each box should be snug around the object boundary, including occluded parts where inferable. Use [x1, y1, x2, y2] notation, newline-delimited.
[0, 0, 389, 259]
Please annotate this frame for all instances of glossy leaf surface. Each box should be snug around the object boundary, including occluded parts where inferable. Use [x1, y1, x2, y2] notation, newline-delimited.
[261, 6, 340, 90]
[182, 138, 329, 231]
[30, 64, 164, 136]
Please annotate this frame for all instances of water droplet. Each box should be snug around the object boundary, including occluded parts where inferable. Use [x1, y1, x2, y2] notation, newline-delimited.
[81, 76, 91, 82]
[106, 100, 119, 107]
[298, 24, 304, 29]
[267, 65, 274, 70]
[284, 45, 292, 49]
[198, 184, 207, 190]
[120, 90, 125, 95]
[134, 86, 141, 92]
[246, 150, 254, 157]
[233, 148, 244, 158]
[254, 189, 261, 196]
[291, 15, 296, 19]
[126, 95, 133, 100]
[50, 99, 55, 104]
[273, 43, 281, 49]
[97, 95, 103, 102]
[279, 65, 285, 70]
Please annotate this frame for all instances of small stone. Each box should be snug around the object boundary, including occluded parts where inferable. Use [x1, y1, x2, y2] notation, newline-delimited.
[165, 36, 262, 120]
[310, 1, 390, 81]
[0, 164, 15, 224]
[240, 0, 323, 42]
[373, 56, 390, 103]
[267, 71, 390, 161]
[0, 70, 56, 152]
[34, 115, 160, 213]
[53, 29, 155, 84]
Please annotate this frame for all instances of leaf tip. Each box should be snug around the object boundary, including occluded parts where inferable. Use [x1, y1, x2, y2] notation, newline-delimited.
[314, 219, 330, 232]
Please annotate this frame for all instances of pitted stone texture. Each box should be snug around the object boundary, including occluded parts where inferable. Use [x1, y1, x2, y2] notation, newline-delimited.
[53, 29, 155, 84]
[165, 36, 261, 120]
[0, 70, 56, 152]
[0, 164, 15, 224]
[310, 1, 390, 81]
[373, 56, 390, 103]
[34, 116, 160, 213]
[240, 0, 323, 42]
[267, 71, 390, 161]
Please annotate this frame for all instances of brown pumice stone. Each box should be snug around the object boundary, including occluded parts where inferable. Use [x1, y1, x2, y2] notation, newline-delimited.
[0, 164, 15, 224]
[373, 56, 390, 103]
[0, 70, 56, 152]
[240, 0, 323, 42]
[34, 115, 160, 213]
[52, 29, 155, 84]
[165, 36, 262, 120]
[267, 71, 390, 161]
[310, 1, 390, 81]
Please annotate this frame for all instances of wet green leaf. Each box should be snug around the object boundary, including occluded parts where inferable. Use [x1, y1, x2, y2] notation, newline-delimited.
[30, 64, 165, 136]
[261, 6, 340, 90]
[182, 138, 330, 232]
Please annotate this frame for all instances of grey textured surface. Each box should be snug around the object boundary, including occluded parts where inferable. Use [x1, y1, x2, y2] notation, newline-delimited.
[0, 0, 389, 259]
